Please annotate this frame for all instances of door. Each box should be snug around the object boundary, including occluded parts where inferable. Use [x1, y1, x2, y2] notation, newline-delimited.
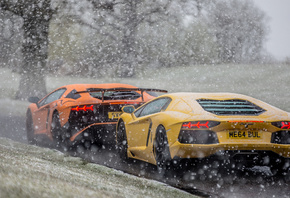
[33, 88, 66, 135]
[127, 97, 171, 148]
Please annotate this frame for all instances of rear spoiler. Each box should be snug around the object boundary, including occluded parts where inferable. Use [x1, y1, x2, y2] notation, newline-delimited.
[75, 88, 168, 102]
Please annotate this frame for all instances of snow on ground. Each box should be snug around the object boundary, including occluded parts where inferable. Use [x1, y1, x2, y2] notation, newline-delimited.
[0, 137, 196, 198]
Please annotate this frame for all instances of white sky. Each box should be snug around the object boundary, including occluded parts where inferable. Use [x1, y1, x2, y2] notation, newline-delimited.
[252, 0, 290, 60]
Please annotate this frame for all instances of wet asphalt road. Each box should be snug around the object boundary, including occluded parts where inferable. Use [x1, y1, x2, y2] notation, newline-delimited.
[0, 114, 289, 198]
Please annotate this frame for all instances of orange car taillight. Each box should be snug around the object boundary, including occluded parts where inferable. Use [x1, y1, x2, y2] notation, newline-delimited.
[71, 105, 94, 112]
[182, 121, 220, 129]
[271, 121, 290, 129]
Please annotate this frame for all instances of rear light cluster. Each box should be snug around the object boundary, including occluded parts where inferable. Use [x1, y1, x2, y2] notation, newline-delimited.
[271, 121, 290, 144]
[271, 121, 290, 129]
[179, 121, 220, 144]
[71, 105, 94, 112]
[182, 121, 220, 129]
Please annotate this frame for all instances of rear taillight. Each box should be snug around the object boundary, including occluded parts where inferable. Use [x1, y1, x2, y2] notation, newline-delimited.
[182, 121, 220, 129]
[71, 105, 94, 112]
[271, 121, 290, 129]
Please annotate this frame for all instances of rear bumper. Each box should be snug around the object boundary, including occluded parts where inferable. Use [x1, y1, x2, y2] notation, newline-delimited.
[69, 122, 117, 146]
[170, 142, 290, 160]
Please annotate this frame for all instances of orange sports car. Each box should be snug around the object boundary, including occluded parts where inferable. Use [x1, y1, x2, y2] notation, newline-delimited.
[26, 83, 167, 150]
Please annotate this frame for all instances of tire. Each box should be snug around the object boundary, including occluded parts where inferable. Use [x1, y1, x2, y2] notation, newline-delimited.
[26, 110, 36, 145]
[116, 120, 128, 161]
[153, 125, 171, 169]
[51, 112, 63, 149]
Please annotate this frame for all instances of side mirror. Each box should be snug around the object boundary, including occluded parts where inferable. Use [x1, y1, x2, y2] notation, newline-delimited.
[122, 105, 135, 114]
[28, 96, 40, 104]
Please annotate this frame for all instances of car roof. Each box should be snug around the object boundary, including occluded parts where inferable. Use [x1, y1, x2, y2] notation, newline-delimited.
[162, 92, 255, 100]
[160, 92, 286, 114]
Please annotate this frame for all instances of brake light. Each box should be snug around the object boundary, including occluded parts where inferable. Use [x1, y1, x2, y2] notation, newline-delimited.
[182, 121, 220, 129]
[282, 122, 290, 129]
[271, 121, 290, 129]
[71, 105, 94, 112]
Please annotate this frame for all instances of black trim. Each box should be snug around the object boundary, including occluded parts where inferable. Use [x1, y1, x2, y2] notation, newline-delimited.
[75, 88, 168, 102]
[66, 89, 81, 99]
[271, 131, 290, 144]
[146, 121, 153, 147]
[46, 108, 50, 130]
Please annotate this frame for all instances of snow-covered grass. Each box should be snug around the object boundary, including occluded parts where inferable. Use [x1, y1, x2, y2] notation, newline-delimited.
[0, 137, 195, 198]
[1, 63, 290, 113]
[0, 63, 290, 123]
[0, 98, 29, 117]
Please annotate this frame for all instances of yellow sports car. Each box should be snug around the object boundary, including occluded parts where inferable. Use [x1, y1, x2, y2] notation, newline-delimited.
[116, 93, 290, 175]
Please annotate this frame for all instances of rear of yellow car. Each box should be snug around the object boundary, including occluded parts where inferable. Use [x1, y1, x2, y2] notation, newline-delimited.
[169, 97, 290, 174]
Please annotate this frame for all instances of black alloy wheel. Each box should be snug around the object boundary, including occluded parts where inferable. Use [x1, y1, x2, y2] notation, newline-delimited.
[26, 109, 36, 145]
[153, 125, 171, 169]
[116, 120, 128, 161]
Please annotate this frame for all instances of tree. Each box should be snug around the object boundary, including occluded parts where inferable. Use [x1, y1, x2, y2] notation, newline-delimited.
[0, 0, 53, 99]
[205, 0, 268, 63]
[88, 0, 203, 77]
[0, 10, 22, 70]
[0, 0, 113, 100]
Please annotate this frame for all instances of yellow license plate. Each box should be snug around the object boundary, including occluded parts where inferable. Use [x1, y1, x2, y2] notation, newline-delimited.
[108, 112, 122, 119]
[227, 131, 262, 139]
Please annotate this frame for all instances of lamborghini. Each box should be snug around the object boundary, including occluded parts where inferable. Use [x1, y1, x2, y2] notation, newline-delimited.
[26, 83, 167, 149]
[116, 92, 290, 174]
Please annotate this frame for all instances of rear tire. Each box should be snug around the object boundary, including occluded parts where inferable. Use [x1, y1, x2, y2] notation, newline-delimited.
[116, 120, 128, 161]
[153, 125, 171, 170]
[26, 110, 36, 145]
[51, 112, 63, 149]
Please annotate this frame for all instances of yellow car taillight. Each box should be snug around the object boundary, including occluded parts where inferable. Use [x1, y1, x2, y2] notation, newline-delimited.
[181, 121, 220, 129]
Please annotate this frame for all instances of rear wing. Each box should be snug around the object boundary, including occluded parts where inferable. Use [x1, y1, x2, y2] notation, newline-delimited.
[75, 88, 168, 102]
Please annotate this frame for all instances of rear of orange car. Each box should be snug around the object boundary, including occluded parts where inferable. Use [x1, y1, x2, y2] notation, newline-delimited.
[68, 100, 145, 146]
[66, 86, 166, 147]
